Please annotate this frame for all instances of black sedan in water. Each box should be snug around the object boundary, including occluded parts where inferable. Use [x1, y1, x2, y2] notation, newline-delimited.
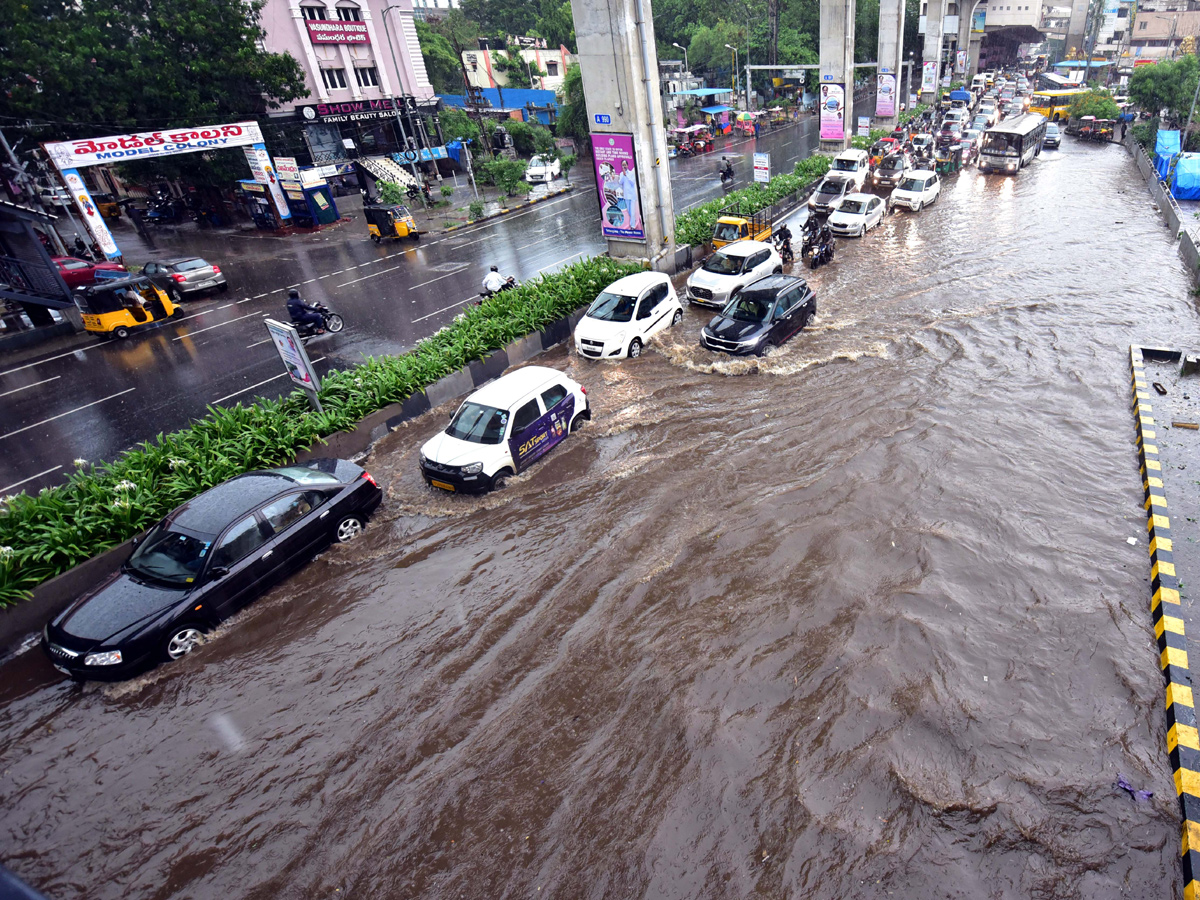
[699, 274, 816, 356]
[42, 459, 382, 680]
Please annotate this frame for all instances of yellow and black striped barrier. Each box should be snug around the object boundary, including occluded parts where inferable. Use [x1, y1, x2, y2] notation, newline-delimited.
[1131, 345, 1200, 897]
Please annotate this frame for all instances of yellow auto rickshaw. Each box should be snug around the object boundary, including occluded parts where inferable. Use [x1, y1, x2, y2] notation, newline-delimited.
[78, 275, 182, 340]
[92, 192, 121, 219]
[364, 203, 419, 243]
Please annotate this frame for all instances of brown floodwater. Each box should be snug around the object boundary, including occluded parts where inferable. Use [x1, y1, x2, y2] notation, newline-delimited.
[3, 142, 1199, 899]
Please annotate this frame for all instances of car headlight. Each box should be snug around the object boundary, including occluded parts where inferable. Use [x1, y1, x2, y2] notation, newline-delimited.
[461, 462, 483, 475]
[613, 331, 626, 345]
[419, 452, 428, 466]
[85, 649, 122, 666]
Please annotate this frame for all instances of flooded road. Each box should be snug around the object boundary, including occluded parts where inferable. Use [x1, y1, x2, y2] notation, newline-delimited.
[3, 141, 1199, 898]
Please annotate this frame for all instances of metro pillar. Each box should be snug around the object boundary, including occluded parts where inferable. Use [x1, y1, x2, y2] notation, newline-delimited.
[875, 0, 907, 130]
[819, 0, 856, 152]
[571, 0, 675, 270]
[921, 0, 948, 104]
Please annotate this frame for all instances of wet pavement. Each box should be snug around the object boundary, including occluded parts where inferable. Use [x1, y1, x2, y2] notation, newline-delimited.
[1, 139, 1198, 898]
[0, 119, 821, 496]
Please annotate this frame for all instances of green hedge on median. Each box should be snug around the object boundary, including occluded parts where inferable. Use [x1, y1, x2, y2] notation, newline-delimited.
[673, 155, 833, 247]
[0, 256, 643, 608]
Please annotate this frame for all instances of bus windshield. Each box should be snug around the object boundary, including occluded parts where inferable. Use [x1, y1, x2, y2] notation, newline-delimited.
[981, 132, 1020, 157]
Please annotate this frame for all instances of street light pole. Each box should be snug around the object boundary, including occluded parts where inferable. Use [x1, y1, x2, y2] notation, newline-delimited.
[725, 44, 739, 107]
[672, 42, 689, 75]
[382, 5, 426, 191]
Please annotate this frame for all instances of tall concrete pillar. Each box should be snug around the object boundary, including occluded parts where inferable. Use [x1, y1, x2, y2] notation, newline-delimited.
[875, 0, 906, 129]
[571, 0, 675, 270]
[819, 0, 856, 151]
[955, 0, 981, 83]
[921, 0, 948, 104]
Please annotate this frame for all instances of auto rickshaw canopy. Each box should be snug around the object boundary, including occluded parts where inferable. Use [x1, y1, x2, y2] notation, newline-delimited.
[77, 275, 159, 314]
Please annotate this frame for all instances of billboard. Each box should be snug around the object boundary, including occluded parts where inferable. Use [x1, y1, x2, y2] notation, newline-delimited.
[876, 73, 897, 117]
[972, 7, 986, 31]
[62, 169, 120, 260]
[922, 61, 938, 92]
[819, 83, 845, 140]
[264, 319, 322, 393]
[305, 21, 370, 43]
[45, 122, 264, 169]
[753, 152, 770, 183]
[591, 133, 644, 240]
[956, 50, 967, 73]
[243, 144, 292, 221]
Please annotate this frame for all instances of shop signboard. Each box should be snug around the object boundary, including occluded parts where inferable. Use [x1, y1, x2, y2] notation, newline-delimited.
[297, 98, 419, 123]
[45, 121, 264, 169]
[876, 74, 897, 117]
[300, 167, 330, 188]
[275, 156, 300, 184]
[819, 83, 845, 140]
[305, 20, 369, 44]
[590, 133, 644, 240]
[243, 144, 292, 220]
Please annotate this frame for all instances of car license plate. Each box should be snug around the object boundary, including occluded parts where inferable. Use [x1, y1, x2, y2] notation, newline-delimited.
[197, 279, 216, 288]
[430, 479, 455, 492]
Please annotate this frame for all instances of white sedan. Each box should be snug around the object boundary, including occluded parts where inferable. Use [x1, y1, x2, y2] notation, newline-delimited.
[574, 271, 683, 359]
[524, 156, 562, 183]
[827, 193, 886, 237]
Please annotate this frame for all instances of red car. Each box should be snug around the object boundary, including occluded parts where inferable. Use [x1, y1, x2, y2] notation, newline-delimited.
[54, 256, 127, 288]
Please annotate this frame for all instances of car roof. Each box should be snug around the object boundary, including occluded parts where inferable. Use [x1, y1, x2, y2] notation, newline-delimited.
[159, 257, 205, 266]
[842, 193, 879, 202]
[906, 169, 937, 178]
[742, 273, 808, 295]
[719, 240, 772, 257]
[603, 271, 669, 295]
[171, 472, 303, 533]
[833, 148, 867, 159]
[469, 365, 565, 408]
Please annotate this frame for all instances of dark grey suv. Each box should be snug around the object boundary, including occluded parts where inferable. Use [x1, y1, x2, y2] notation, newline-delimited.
[142, 257, 227, 301]
[700, 274, 816, 356]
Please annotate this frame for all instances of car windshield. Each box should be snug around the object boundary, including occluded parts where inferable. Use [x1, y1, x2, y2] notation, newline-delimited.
[713, 222, 741, 242]
[832, 158, 857, 171]
[840, 199, 867, 214]
[880, 156, 904, 170]
[724, 290, 774, 323]
[898, 177, 926, 192]
[529, 156, 545, 167]
[446, 401, 507, 444]
[269, 466, 341, 485]
[702, 252, 744, 275]
[818, 179, 846, 196]
[174, 259, 208, 272]
[125, 526, 212, 586]
[587, 290, 638, 322]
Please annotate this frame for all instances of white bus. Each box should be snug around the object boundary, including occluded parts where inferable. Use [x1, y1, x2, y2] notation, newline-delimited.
[978, 113, 1048, 174]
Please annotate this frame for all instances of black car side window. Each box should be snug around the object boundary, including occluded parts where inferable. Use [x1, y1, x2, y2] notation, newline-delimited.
[260, 491, 325, 534]
[144, 263, 157, 274]
[511, 398, 542, 434]
[212, 515, 269, 568]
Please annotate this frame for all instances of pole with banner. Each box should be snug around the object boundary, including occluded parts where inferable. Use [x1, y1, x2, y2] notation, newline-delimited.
[60, 169, 121, 260]
[264, 319, 323, 411]
[244, 144, 292, 225]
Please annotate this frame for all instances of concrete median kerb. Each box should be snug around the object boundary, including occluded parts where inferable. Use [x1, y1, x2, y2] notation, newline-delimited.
[0, 309, 582, 656]
[435, 185, 574, 234]
[1130, 344, 1200, 897]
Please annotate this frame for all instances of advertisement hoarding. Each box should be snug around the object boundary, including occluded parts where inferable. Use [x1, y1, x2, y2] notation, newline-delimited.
[45, 122, 264, 169]
[264, 319, 322, 397]
[753, 152, 770, 183]
[819, 83, 845, 140]
[590, 133, 644, 240]
[275, 156, 300, 183]
[922, 61, 938, 92]
[956, 50, 967, 73]
[305, 21, 370, 43]
[971, 7, 986, 31]
[875, 74, 897, 117]
[243, 144, 292, 221]
[61, 169, 120, 260]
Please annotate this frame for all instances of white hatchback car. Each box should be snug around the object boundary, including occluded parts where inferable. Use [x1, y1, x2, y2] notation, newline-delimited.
[524, 155, 562, 183]
[419, 366, 588, 493]
[574, 271, 683, 359]
[685, 240, 783, 310]
[827, 193, 887, 237]
[889, 170, 941, 212]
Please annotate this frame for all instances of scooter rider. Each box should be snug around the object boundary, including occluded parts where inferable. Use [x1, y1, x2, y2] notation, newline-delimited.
[287, 288, 325, 334]
[482, 265, 507, 295]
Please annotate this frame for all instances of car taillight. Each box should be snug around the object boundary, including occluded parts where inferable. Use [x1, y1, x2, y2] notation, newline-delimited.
[211, 265, 221, 275]
[361, 471, 377, 487]
[580, 386, 587, 395]
[171, 273, 186, 283]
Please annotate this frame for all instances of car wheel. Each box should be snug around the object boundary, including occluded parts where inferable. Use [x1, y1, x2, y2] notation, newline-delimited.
[915, 201, 923, 213]
[161, 622, 205, 662]
[371, 234, 382, 244]
[570, 412, 585, 433]
[628, 337, 643, 358]
[857, 225, 865, 238]
[672, 309, 683, 326]
[113, 326, 130, 339]
[170, 288, 183, 303]
[325, 314, 345, 333]
[218, 283, 229, 294]
[774, 266, 783, 274]
[335, 515, 365, 542]
[491, 468, 514, 491]
[757, 340, 775, 358]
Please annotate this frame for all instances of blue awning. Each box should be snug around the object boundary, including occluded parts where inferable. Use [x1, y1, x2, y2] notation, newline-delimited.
[672, 87, 733, 96]
[701, 105, 732, 114]
[1053, 60, 1110, 68]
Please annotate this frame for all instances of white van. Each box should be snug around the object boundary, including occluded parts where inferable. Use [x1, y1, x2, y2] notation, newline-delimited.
[828, 148, 871, 190]
[419, 366, 589, 493]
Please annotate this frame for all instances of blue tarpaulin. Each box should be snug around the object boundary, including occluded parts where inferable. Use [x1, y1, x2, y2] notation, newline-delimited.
[700, 105, 732, 114]
[445, 140, 469, 163]
[671, 88, 734, 97]
[1173, 154, 1200, 200]
[949, 89, 971, 101]
[438, 89, 559, 124]
[1053, 60, 1110, 68]
[1157, 130, 1181, 179]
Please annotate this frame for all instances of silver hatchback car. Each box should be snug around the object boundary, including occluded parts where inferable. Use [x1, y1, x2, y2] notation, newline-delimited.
[142, 257, 228, 301]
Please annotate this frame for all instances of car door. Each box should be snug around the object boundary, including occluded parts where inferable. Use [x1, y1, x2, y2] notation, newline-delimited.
[927, 174, 939, 203]
[635, 282, 671, 338]
[507, 396, 549, 472]
[58, 258, 91, 288]
[749, 249, 773, 279]
[257, 489, 333, 582]
[203, 512, 275, 616]
[539, 383, 576, 439]
[868, 197, 883, 229]
[768, 290, 795, 344]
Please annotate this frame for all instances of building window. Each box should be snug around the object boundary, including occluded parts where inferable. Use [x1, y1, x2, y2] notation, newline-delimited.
[1139, 19, 1147, 27]
[321, 67, 348, 89]
[355, 66, 379, 87]
[546, 60, 559, 76]
[302, 5, 327, 19]
[337, 5, 361, 20]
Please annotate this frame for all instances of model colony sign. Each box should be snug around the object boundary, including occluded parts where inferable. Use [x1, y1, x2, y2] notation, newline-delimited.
[45, 122, 265, 168]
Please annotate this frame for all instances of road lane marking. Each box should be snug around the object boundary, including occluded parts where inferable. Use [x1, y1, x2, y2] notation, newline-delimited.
[407, 265, 470, 290]
[246, 338, 272, 348]
[303, 278, 316, 284]
[336, 265, 402, 288]
[0, 375, 61, 398]
[0, 347, 95, 378]
[0, 465, 63, 494]
[217, 303, 233, 310]
[0, 388, 136, 441]
[172, 309, 271, 341]
[253, 293, 269, 299]
[212, 357, 325, 404]
[536, 250, 587, 274]
[412, 297, 476, 323]
[237, 298, 253, 304]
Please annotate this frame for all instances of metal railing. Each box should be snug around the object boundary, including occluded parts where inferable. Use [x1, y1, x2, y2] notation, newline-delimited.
[0, 255, 70, 303]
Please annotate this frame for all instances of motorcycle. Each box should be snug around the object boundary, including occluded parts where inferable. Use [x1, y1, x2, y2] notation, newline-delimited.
[774, 232, 794, 266]
[809, 227, 835, 270]
[800, 218, 824, 259]
[479, 276, 518, 300]
[719, 161, 735, 185]
[292, 302, 345, 339]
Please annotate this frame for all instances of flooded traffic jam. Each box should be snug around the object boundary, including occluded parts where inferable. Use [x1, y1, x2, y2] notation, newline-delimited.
[4, 139, 1198, 898]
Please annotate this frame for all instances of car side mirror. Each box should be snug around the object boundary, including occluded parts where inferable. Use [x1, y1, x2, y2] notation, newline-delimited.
[209, 566, 230, 580]
[130, 535, 141, 547]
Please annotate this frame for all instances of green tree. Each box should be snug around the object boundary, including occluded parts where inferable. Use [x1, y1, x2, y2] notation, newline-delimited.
[1068, 89, 1121, 120]
[556, 62, 590, 151]
[688, 21, 748, 78]
[416, 20, 464, 94]
[492, 48, 548, 88]
[1130, 55, 1199, 122]
[559, 152, 577, 184]
[377, 181, 407, 205]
